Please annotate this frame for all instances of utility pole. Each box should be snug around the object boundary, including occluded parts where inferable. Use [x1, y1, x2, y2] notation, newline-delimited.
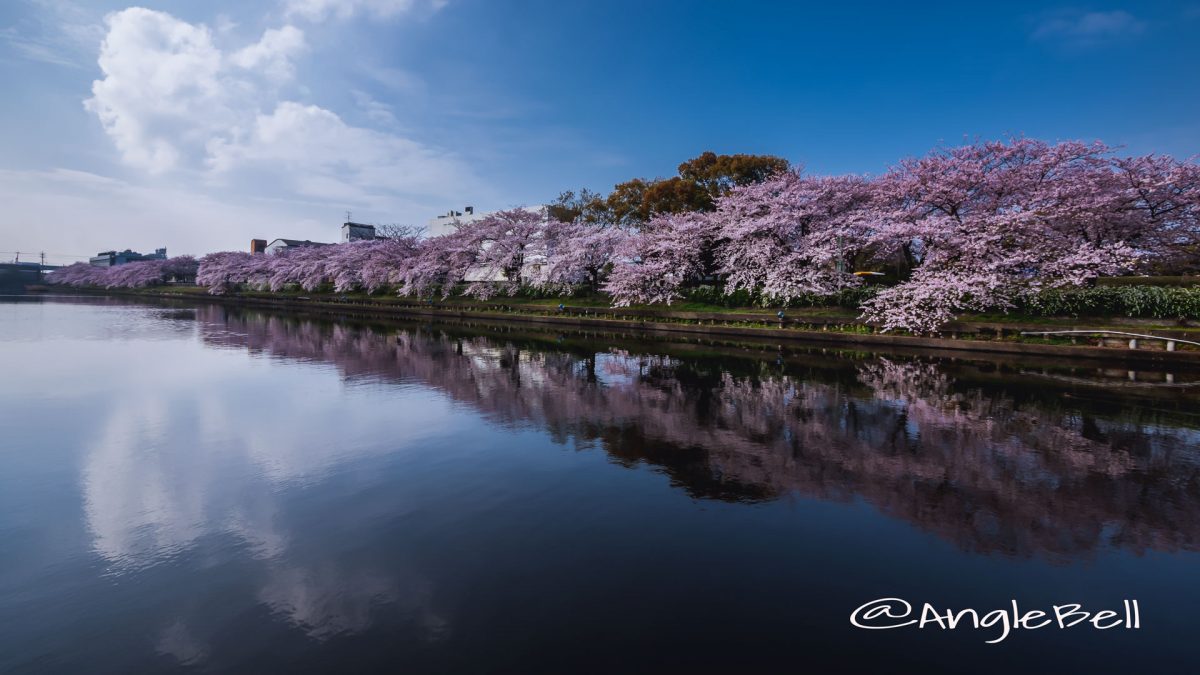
[40, 252, 46, 281]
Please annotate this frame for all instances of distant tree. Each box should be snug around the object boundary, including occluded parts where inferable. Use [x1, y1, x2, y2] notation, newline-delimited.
[374, 223, 426, 239]
[545, 189, 607, 224]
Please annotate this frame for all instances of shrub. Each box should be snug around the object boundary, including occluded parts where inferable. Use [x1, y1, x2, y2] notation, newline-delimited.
[1020, 286, 1200, 320]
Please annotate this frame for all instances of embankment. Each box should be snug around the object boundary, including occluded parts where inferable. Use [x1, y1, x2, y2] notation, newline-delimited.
[54, 287, 1200, 367]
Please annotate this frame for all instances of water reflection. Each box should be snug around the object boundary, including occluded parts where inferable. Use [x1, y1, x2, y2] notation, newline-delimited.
[195, 305, 1200, 560]
[5, 297, 1200, 672]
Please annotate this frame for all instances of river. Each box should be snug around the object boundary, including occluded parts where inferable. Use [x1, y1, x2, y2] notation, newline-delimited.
[1, 295, 1198, 673]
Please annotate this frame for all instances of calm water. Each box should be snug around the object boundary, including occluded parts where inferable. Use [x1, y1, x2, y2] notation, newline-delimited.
[2, 296, 1199, 674]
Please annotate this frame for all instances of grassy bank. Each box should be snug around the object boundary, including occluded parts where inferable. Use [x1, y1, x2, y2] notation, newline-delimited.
[68, 285, 1200, 366]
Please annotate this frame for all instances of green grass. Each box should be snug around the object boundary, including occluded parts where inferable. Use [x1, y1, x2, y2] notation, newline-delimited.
[105, 284, 1200, 350]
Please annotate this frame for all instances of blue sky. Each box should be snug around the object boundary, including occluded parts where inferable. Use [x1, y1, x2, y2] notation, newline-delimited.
[1, 0, 1198, 261]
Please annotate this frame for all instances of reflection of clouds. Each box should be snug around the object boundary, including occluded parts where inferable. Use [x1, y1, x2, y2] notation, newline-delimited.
[157, 620, 208, 666]
[259, 566, 396, 640]
[74, 311, 457, 644]
[82, 354, 450, 568]
[83, 398, 206, 567]
[258, 564, 448, 641]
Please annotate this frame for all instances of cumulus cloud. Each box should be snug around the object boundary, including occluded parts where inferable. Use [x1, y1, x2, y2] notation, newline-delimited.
[229, 25, 307, 81]
[84, 8, 236, 173]
[1031, 9, 1147, 46]
[284, 0, 447, 21]
[81, 7, 482, 233]
[207, 102, 467, 203]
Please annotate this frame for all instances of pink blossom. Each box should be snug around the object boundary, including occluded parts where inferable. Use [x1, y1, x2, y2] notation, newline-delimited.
[604, 212, 719, 306]
[48, 256, 198, 289]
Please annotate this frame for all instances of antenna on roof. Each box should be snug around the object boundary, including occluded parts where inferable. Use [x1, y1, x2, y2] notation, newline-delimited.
[345, 210, 352, 223]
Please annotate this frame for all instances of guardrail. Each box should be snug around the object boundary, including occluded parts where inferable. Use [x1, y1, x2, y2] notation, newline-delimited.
[1019, 330, 1200, 352]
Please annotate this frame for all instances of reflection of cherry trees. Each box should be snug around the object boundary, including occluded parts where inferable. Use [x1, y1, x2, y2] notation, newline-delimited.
[197, 307, 1200, 559]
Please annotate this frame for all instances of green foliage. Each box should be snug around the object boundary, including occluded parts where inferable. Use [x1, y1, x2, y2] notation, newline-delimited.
[1020, 285, 1200, 319]
[1094, 276, 1200, 288]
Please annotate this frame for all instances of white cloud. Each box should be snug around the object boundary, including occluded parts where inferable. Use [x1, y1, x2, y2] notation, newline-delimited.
[84, 8, 233, 173]
[0, 168, 326, 256]
[206, 101, 475, 205]
[352, 88, 400, 126]
[1031, 10, 1147, 46]
[230, 25, 307, 81]
[75, 6, 485, 242]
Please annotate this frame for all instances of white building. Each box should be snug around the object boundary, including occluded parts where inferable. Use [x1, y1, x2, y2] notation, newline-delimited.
[264, 239, 332, 255]
[426, 206, 486, 236]
[427, 205, 550, 284]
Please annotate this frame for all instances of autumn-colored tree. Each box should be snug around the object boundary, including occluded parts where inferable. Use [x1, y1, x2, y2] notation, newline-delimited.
[677, 151, 791, 194]
[552, 151, 790, 228]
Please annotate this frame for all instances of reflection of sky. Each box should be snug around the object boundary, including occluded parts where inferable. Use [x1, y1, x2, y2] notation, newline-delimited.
[0, 300, 458, 665]
[5, 298, 1200, 672]
[8, 307, 456, 568]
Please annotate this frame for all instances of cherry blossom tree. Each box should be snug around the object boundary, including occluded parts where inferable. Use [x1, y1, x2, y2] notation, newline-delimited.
[860, 139, 1146, 333]
[47, 262, 103, 287]
[394, 233, 477, 299]
[456, 208, 553, 299]
[196, 251, 264, 294]
[356, 236, 423, 292]
[541, 221, 627, 294]
[49, 256, 198, 289]
[1108, 154, 1200, 272]
[604, 212, 719, 306]
[714, 172, 874, 303]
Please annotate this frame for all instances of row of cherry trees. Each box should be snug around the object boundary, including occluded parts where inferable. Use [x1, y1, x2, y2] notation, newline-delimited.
[193, 210, 615, 301]
[610, 138, 1199, 332]
[66, 138, 1198, 333]
[48, 256, 198, 289]
[608, 140, 1200, 332]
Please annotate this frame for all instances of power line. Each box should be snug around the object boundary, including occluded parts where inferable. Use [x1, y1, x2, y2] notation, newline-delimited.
[0, 251, 90, 256]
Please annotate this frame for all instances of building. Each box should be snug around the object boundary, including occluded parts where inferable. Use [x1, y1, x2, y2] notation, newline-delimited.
[90, 248, 167, 267]
[341, 222, 377, 242]
[250, 239, 268, 254]
[264, 239, 332, 255]
[426, 206, 484, 236]
[427, 205, 551, 284]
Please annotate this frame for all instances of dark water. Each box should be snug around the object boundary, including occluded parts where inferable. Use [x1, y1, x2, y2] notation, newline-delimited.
[2, 296, 1199, 674]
